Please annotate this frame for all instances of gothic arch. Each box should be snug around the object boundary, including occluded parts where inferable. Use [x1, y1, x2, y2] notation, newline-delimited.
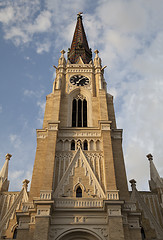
[56, 228, 102, 240]
[67, 88, 92, 127]
[73, 182, 86, 193]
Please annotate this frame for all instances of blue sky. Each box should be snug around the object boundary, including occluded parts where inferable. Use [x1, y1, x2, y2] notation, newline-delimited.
[0, 0, 163, 191]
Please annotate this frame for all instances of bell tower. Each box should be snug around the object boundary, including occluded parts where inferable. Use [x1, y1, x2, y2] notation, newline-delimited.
[16, 13, 142, 240]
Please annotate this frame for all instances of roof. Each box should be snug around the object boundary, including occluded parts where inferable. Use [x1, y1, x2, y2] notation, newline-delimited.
[68, 13, 92, 64]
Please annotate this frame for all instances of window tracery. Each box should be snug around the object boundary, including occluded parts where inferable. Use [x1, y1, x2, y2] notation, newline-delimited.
[72, 94, 87, 127]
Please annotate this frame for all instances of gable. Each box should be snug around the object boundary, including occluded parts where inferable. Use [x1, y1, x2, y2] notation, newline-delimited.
[53, 148, 106, 199]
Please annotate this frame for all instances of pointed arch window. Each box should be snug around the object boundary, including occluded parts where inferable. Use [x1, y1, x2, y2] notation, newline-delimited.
[72, 95, 87, 127]
[72, 99, 77, 127]
[71, 140, 75, 150]
[83, 140, 88, 150]
[83, 99, 87, 127]
[76, 186, 82, 198]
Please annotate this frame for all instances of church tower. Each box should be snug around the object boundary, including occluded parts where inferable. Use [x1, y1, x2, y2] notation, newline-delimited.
[14, 13, 143, 240]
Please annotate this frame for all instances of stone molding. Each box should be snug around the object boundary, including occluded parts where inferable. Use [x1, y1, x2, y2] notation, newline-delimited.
[58, 130, 101, 138]
[49, 225, 107, 240]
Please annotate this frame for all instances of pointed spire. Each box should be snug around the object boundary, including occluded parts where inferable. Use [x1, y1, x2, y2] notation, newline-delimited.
[68, 13, 92, 64]
[146, 153, 163, 190]
[0, 153, 12, 192]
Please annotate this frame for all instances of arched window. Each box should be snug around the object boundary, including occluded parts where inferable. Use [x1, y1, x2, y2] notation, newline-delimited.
[71, 140, 75, 150]
[83, 99, 87, 127]
[72, 99, 77, 127]
[90, 140, 94, 150]
[76, 186, 82, 198]
[84, 140, 88, 150]
[72, 96, 87, 127]
[96, 140, 101, 151]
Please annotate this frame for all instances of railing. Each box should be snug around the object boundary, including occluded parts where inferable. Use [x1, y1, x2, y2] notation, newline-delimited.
[22, 202, 34, 212]
[40, 190, 52, 200]
[107, 191, 119, 200]
[55, 198, 103, 208]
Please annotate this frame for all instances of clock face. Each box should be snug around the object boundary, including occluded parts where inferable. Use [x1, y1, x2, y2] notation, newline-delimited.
[70, 75, 89, 86]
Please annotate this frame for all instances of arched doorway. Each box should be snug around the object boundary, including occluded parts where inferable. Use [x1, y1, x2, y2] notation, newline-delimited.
[57, 229, 101, 240]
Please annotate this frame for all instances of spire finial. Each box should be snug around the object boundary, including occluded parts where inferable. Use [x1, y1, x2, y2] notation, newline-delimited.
[146, 153, 153, 161]
[94, 49, 99, 58]
[23, 179, 30, 191]
[60, 49, 65, 55]
[77, 12, 83, 18]
[129, 179, 137, 190]
[5, 153, 12, 161]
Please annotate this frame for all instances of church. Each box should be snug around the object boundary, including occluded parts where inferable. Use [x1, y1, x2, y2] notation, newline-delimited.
[0, 13, 163, 240]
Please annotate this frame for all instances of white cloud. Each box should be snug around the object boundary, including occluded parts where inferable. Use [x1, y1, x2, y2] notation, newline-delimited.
[0, 1, 52, 48]
[23, 89, 46, 126]
[10, 170, 24, 180]
[36, 41, 51, 54]
[26, 10, 52, 34]
[9, 134, 22, 149]
[0, 105, 2, 113]
[23, 89, 45, 98]
[133, 32, 163, 78]
[37, 100, 46, 125]
[9, 169, 32, 191]
[4, 26, 30, 45]
[24, 89, 36, 97]
[0, 6, 14, 24]
[96, 0, 147, 33]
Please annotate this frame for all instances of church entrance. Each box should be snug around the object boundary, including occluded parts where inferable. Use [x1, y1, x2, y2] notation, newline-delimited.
[58, 230, 101, 240]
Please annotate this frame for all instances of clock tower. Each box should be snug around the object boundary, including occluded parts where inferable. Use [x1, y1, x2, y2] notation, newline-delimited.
[16, 13, 142, 240]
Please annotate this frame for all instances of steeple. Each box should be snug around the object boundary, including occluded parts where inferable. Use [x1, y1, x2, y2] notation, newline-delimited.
[0, 153, 12, 192]
[67, 12, 92, 64]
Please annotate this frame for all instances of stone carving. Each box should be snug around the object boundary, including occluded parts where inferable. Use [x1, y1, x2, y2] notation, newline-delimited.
[77, 139, 82, 149]
[75, 93, 86, 100]
[73, 216, 86, 223]
[48, 124, 58, 131]
[37, 130, 47, 139]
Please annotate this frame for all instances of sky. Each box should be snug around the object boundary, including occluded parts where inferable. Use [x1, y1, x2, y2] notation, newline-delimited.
[0, 0, 163, 192]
